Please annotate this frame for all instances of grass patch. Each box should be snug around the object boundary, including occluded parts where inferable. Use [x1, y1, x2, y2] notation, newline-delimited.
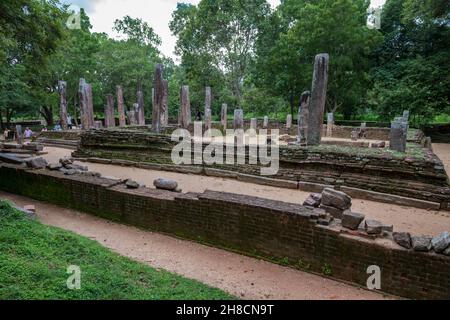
[0, 200, 234, 300]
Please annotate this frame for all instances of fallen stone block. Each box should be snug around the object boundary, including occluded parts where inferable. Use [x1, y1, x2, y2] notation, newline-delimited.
[26, 157, 48, 169]
[371, 141, 386, 149]
[154, 178, 179, 192]
[365, 220, 383, 235]
[65, 164, 88, 172]
[23, 205, 36, 213]
[24, 143, 44, 152]
[59, 157, 73, 166]
[321, 188, 352, 210]
[342, 211, 365, 230]
[126, 179, 140, 189]
[317, 216, 333, 227]
[393, 232, 412, 249]
[431, 232, 450, 253]
[64, 169, 80, 176]
[444, 247, 450, 256]
[0, 153, 25, 164]
[47, 163, 63, 171]
[411, 236, 432, 252]
[303, 193, 322, 208]
[320, 204, 344, 219]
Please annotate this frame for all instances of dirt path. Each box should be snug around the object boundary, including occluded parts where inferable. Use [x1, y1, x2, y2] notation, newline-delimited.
[43, 147, 450, 236]
[0, 191, 390, 300]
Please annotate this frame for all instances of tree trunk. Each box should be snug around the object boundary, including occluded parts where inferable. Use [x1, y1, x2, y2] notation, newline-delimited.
[40, 106, 54, 127]
[6, 108, 13, 128]
[0, 110, 4, 130]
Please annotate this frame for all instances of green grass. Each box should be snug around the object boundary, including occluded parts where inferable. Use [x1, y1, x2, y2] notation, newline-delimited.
[0, 200, 234, 300]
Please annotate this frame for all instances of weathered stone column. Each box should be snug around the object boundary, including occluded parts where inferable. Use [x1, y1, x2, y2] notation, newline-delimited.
[58, 81, 69, 130]
[137, 85, 145, 126]
[134, 104, 141, 124]
[152, 64, 164, 133]
[104, 94, 115, 128]
[390, 118, 408, 152]
[250, 118, 257, 130]
[263, 116, 269, 129]
[128, 109, 137, 126]
[326, 113, 334, 137]
[78, 78, 90, 130]
[403, 110, 410, 122]
[16, 125, 23, 144]
[86, 83, 95, 128]
[179, 85, 191, 129]
[160, 80, 169, 127]
[221, 103, 228, 130]
[205, 86, 212, 115]
[234, 109, 244, 130]
[307, 53, 329, 145]
[205, 108, 212, 132]
[286, 114, 293, 130]
[116, 85, 126, 127]
[298, 91, 311, 145]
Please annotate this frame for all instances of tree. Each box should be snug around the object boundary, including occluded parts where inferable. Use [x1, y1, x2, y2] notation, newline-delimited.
[254, 0, 381, 118]
[0, 0, 65, 128]
[369, 0, 450, 126]
[170, 0, 270, 106]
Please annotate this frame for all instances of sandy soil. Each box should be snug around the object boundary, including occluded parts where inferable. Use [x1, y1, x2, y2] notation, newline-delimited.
[43, 146, 450, 236]
[0, 191, 390, 300]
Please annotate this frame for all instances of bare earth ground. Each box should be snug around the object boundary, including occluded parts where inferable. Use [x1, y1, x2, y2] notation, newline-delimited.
[43, 146, 450, 236]
[0, 191, 389, 300]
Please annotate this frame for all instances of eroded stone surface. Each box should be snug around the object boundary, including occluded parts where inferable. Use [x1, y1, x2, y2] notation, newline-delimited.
[412, 236, 432, 252]
[431, 232, 450, 253]
[393, 232, 412, 249]
[342, 211, 365, 230]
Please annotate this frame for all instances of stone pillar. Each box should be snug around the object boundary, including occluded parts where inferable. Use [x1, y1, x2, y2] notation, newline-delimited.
[16, 125, 23, 144]
[137, 86, 145, 126]
[250, 118, 257, 130]
[298, 91, 311, 145]
[205, 86, 212, 115]
[205, 108, 212, 132]
[152, 64, 164, 133]
[179, 85, 191, 129]
[234, 109, 244, 130]
[403, 110, 410, 122]
[104, 94, 115, 128]
[286, 114, 292, 130]
[78, 78, 90, 130]
[221, 103, 228, 130]
[116, 85, 126, 127]
[128, 110, 137, 126]
[326, 113, 334, 137]
[307, 53, 329, 145]
[58, 81, 69, 130]
[390, 118, 408, 153]
[263, 116, 269, 129]
[160, 80, 169, 127]
[86, 83, 94, 128]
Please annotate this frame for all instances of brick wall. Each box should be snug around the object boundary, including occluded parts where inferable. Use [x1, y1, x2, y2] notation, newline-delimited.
[0, 164, 449, 299]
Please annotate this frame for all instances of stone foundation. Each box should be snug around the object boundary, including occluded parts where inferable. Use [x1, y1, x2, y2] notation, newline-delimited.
[73, 129, 450, 211]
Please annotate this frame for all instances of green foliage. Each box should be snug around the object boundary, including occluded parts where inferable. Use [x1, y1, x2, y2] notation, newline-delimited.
[369, 0, 450, 127]
[0, 200, 234, 300]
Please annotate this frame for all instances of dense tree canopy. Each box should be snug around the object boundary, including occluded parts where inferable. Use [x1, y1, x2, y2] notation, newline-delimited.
[0, 0, 448, 129]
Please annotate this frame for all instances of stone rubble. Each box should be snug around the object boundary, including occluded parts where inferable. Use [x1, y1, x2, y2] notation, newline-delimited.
[411, 236, 433, 252]
[393, 232, 412, 249]
[154, 178, 179, 192]
[431, 232, 450, 253]
[342, 211, 365, 230]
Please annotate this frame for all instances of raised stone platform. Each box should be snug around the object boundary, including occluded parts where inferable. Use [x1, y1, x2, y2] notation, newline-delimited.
[72, 129, 450, 211]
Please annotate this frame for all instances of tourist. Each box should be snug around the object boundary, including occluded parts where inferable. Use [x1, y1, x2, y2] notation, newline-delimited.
[41, 127, 48, 132]
[2, 128, 10, 141]
[67, 114, 73, 130]
[53, 123, 62, 131]
[24, 127, 33, 140]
